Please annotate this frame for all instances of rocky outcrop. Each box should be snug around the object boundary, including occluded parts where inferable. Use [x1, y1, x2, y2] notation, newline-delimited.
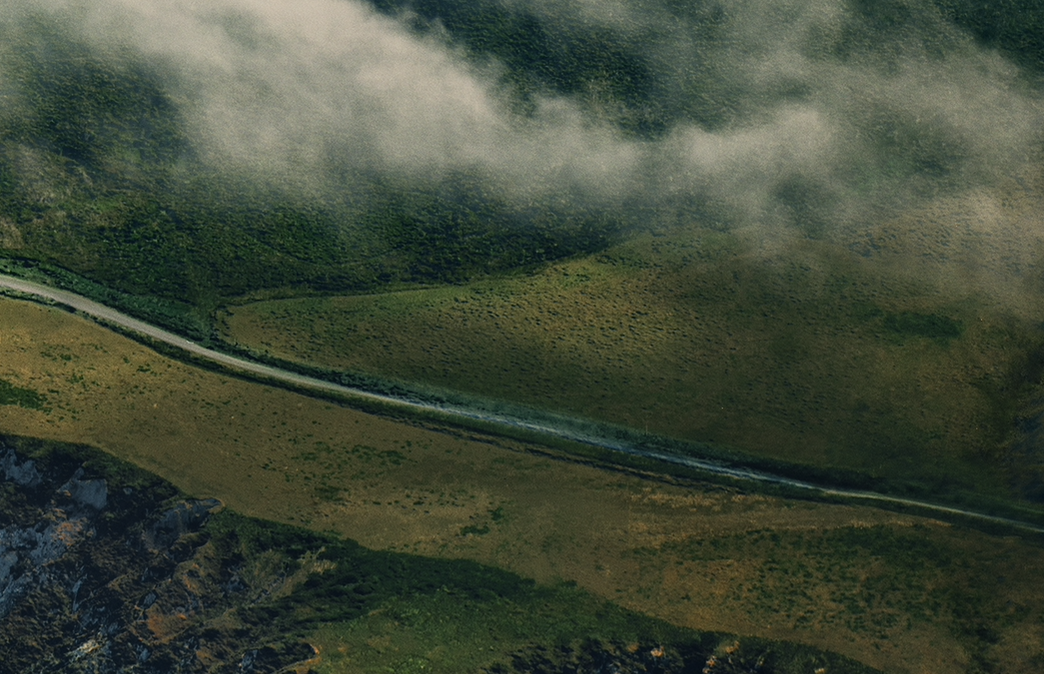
[0, 441, 316, 674]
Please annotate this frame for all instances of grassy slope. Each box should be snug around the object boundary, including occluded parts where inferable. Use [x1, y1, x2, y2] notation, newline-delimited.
[220, 185, 1044, 508]
[2, 3, 1041, 512]
[1, 434, 882, 674]
[0, 301, 1042, 673]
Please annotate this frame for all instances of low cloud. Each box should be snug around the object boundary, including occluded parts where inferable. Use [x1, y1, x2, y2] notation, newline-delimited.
[6, 0, 1044, 241]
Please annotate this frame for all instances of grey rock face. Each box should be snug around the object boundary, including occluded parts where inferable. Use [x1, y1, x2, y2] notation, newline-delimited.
[0, 440, 319, 674]
[59, 468, 109, 511]
[144, 498, 223, 551]
[0, 449, 41, 488]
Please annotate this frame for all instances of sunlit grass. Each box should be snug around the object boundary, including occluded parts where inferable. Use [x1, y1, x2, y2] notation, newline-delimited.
[1, 296, 1043, 672]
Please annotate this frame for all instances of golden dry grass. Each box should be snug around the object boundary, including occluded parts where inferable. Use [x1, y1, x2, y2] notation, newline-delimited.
[1, 296, 1043, 673]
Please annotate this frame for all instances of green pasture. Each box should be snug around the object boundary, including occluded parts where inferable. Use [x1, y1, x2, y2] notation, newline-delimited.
[221, 224, 1044, 509]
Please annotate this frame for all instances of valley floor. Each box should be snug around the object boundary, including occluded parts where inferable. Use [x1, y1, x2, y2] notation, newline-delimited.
[0, 296, 1041, 673]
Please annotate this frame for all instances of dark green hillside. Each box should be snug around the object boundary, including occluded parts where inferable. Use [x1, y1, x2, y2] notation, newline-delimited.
[934, 0, 1044, 76]
[369, 0, 672, 136]
[2, 1, 1043, 314]
[0, 19, 619, 310]
[367, 0, 1044, 132]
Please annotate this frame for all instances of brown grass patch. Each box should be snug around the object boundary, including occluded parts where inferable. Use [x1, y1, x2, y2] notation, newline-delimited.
[0, 297, 1042, 673]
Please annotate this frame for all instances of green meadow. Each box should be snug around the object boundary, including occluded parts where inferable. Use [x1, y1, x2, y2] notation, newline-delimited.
[221, 197, 1044, 511]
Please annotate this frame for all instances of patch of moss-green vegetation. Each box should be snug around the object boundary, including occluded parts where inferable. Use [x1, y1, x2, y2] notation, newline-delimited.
[640, 524, 1043, 666]
[0, 258, 214, 342]
[657, 526, 950, 624]
[882, 311, 963, 343]
[194, 508, 886, 674]
[287, 441, 414, 495]
[311, 587, 879, 674]
[459, 523, 490, 536]
[0, 378, 46, 410]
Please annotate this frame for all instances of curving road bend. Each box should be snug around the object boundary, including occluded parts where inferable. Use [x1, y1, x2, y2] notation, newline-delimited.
[2, 273, 1043, 534]
[0, 274, 443, 409]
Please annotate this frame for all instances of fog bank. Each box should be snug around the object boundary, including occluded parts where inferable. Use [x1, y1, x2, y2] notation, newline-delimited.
[6, 0, 1043, 239]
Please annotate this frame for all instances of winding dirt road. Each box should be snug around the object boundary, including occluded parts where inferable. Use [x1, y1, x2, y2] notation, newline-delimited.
[2, 272, 1042, 534]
